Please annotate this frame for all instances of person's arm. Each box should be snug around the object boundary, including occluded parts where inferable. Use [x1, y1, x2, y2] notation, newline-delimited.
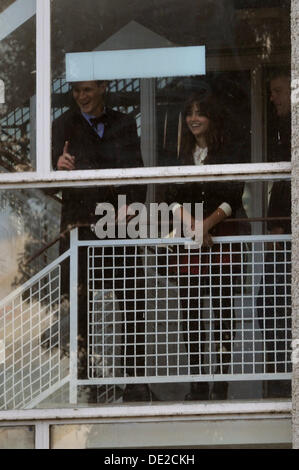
[172, 204, 229, 247]
[201, 181, 244, 243]
[201, 206, 230, 246]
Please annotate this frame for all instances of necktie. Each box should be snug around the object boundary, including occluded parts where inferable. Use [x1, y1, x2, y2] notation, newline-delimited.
[89, 114, 107, 138]
[90, 114, 107, 129]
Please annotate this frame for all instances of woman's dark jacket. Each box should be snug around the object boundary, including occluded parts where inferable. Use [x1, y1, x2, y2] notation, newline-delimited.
[167, 147, 244, 237]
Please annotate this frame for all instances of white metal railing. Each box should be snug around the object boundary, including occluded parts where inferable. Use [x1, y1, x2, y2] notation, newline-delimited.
[83, 233, 292, 384]
[0, 250, 70, 410]
[0, 229, 292, 408]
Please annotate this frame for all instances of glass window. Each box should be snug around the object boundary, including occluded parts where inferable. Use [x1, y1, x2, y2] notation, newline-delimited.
[0, 0, 36, 173]
[51, 0, 290, 172]
[0, 178, 291, 409]
[0, 0, 293, 414]
[51, 419, 292, 449]
[0, 426, 34, 449]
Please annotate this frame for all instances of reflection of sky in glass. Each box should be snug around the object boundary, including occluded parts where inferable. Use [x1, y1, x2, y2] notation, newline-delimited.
[66, 46, 206, 82]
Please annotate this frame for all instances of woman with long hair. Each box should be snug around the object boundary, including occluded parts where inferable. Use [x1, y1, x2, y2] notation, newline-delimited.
[170, 93, 244, 400]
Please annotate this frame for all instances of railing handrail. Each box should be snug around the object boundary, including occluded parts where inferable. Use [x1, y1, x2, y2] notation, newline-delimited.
[77, 233, 292, 247]
[1, 229, 291, 309]
[23, 217, 291, 265]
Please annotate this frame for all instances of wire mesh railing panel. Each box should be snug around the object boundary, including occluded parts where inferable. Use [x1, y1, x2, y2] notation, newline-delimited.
[87, 236, 292, 384]
[0, 234, 292, 408]
[0, 265, 64, 410]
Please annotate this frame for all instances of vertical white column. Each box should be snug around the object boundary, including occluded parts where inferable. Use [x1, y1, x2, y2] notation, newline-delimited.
[35, 422, 50, 449]
[36, 0, 51, 174]
[69, 228, 79, 404]
[30, 95, 36, 169]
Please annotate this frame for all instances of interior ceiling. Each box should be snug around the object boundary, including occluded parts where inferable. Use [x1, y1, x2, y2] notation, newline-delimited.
[0, 0, 291, 113]
[51, 0, 290, 75]
[51, 0, 238, 51]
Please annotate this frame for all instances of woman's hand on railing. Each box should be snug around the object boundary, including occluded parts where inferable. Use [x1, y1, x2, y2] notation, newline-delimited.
[202, 231, 213, 248]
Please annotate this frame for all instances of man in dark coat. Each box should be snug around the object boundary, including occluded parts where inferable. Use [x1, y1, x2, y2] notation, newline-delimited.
[52, 81, 146, 237]
[257, 70, 292, 398]
[52, 80, 150, 402]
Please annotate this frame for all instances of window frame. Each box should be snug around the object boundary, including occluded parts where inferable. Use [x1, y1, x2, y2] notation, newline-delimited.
[0, 0, 293, 435]
[0, 401, 292, 449]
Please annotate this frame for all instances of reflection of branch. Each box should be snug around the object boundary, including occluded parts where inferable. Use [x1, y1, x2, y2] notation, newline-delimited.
[0, 136, 31, 172]
[0, 146, 24, 164]
[24, 223, 90, 267]
[0, 157, 13, 172]
[14, 163, 34, 172]
[12, 257, 33, 288]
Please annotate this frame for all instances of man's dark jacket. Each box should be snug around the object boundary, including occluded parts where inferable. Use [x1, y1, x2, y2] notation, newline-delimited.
[267, 113, 291, 233]
[52, 106, 146, 238]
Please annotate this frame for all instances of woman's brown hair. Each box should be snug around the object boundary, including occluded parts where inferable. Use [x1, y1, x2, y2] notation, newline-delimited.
[180, 93, 225, 165]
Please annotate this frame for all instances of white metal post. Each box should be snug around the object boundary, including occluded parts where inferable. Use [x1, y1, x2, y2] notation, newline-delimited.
[35, 422, 50, 449]
[69, 228, 79, 404]
[36, 0, 51, 174]
[30, 95, 37, 170]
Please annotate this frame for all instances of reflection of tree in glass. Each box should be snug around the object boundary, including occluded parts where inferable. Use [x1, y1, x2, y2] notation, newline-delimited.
[235, 4, 290, 61]
[0, 189, 61, 290]
[0, 7, 35, 172]
[0, 134, 31, 172]
[14, 192, 61, 285]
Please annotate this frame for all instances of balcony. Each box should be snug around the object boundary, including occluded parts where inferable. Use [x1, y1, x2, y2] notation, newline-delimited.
[0, 229, 292, 409]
